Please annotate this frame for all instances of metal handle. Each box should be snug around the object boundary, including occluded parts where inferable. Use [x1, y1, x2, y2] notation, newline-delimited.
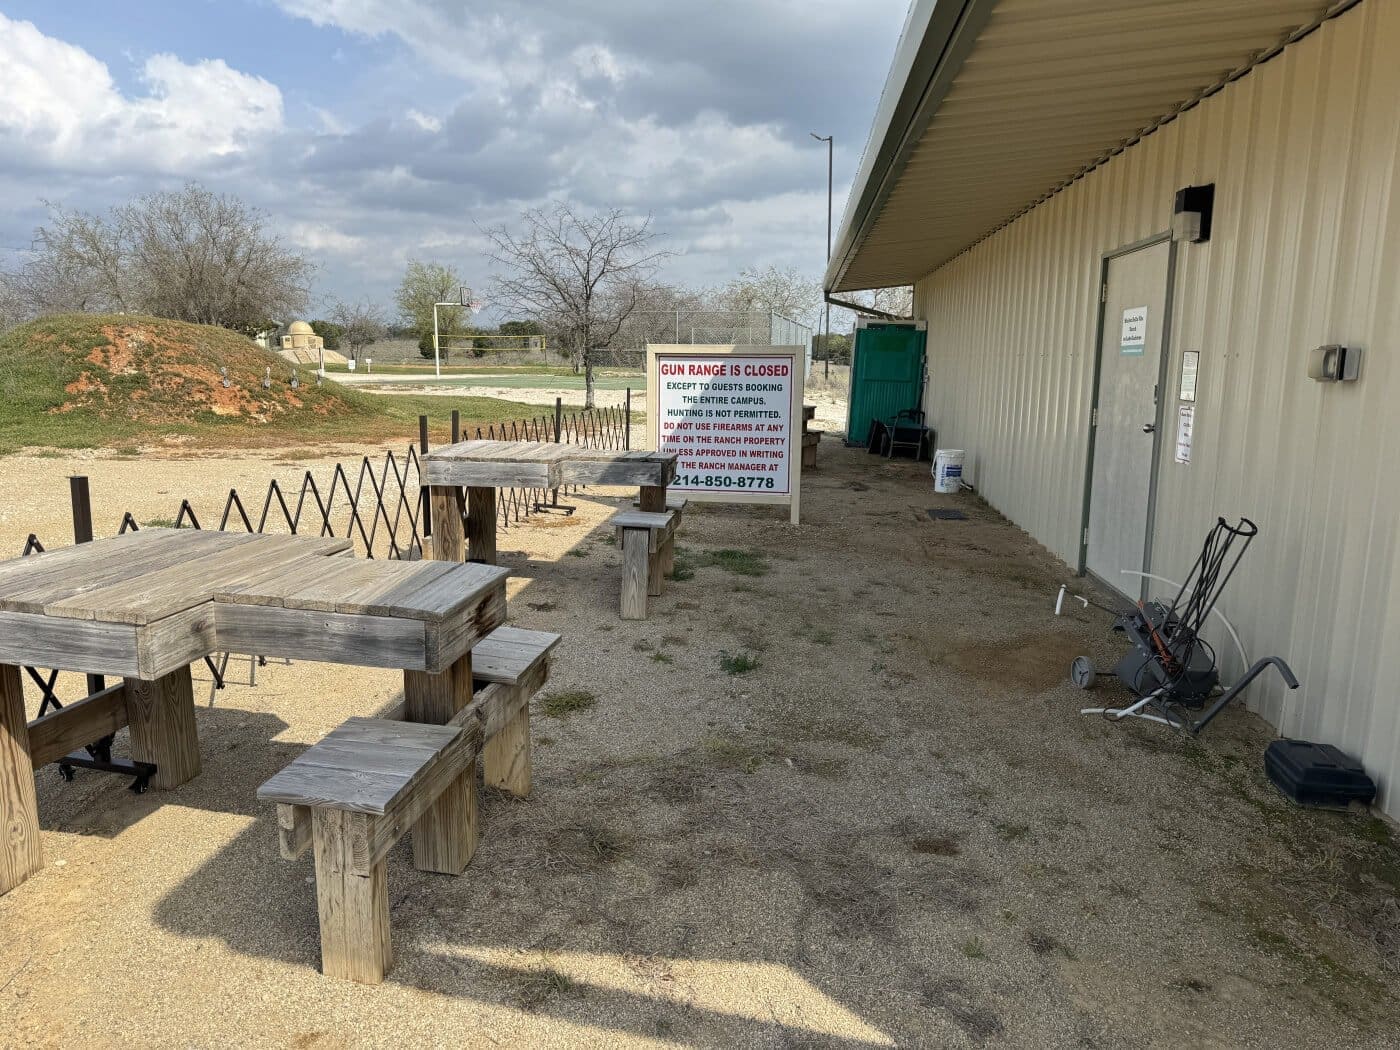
[1142, 423, 1156, 434]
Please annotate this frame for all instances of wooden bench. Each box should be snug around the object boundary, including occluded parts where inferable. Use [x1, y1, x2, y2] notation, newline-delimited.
[259, 625, 558, 983]
[607, 509, 678, 620]
[631, 495, 687, 580]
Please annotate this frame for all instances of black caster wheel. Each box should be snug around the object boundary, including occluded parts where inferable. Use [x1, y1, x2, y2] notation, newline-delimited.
[1070, 656, 1097, 690]
[129, 779, 150, 795]
[59, 765, 76, 782]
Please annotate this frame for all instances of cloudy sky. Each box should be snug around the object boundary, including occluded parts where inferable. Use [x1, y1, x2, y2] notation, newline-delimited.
[0, 1, 908, 324]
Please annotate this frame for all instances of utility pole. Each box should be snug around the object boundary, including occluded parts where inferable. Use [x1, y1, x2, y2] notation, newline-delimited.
[811, 132, 833, 380]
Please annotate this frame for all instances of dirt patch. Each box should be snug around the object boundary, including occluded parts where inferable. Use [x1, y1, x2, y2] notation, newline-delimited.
[943, 631, 1081, 694]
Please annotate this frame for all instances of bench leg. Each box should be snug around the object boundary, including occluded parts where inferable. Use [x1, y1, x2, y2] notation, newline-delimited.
[660, 534, 676, 579]
[126, 665, 200, 790]
[639, 484, 667, 512]
[0, 664, 42, 896]
[467, 486, 497, 565]
[429, 484, 466, 563]
[484, 703, 531, 797]
[621, 527, 649, 620]
[403, 655, 480, 873]
[412, 759, 479, 874]
[313, 808, 391, 984]
[647, 543, 664, 597]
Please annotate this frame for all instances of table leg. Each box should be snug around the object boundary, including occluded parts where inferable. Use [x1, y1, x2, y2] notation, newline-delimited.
[402, 655, 478, 874]
[126, 665, 200, 790]
[466, 486, 497, 565]
[0, 663, 42, 895]
[639, 484, 667, 513]
[484, 702, 531, 797]
[429, 484, 466, 563]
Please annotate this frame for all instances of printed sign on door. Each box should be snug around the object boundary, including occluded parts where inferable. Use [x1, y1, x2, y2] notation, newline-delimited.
[1120, 307, 1148, 355]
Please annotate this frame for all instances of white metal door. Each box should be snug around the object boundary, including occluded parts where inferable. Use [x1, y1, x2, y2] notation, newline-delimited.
[1086, 240, 1171, 593]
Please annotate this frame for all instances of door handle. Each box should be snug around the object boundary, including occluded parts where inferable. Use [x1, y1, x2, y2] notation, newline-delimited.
[1142, 423, 1156, 434]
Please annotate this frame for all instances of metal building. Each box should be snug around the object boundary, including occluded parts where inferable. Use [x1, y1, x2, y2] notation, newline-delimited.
[826, 0, 1400, 816]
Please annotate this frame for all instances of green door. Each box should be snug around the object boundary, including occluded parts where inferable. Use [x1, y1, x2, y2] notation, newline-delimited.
[845, 322, 927, 443]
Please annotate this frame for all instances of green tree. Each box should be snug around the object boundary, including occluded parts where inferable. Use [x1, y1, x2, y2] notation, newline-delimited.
[309, 319, 343, 352]
[394, 260, 469, 360]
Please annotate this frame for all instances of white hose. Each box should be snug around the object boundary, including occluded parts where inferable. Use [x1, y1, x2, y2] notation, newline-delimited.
[1118, 569, 1250, 670]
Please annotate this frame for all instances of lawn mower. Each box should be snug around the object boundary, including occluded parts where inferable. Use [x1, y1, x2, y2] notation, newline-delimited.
[1059, 516, 1300, 734]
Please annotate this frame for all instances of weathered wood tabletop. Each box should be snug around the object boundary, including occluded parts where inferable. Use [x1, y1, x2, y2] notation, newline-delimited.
[420, 440, 677, 565]
[0, 528, 508, 896]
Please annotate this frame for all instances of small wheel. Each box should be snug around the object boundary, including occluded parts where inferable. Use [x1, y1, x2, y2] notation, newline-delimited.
[129, 779, 149, 795]
[59, 765, 76, 782]
[1070, 656, 1097, 690]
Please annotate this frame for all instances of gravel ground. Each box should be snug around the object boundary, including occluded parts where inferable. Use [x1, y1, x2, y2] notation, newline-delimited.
[0, 443, 1398, 1048]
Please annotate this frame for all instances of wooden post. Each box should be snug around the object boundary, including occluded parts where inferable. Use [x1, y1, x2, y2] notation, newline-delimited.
[125, 665, 200, 790]
[466, 486, 497, 565]
[483, 704, 531, 797]
[402, 654, 478, 873]
[429, 485, 466, 563]
[0, 664, 42, 896]
[620, 528, 649, 620]
[647, 545, 664, 597]
[312, 808, 391, 983]
[639, 484, 666, 513]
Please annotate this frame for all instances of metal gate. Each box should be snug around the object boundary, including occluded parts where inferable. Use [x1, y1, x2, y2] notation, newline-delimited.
[1083, 235, 1175, 596]
[844, 319, 927, 444]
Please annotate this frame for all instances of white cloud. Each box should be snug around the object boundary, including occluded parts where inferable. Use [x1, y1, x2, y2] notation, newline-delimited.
[286, 221, 366, 256]
[0, 14, 282, 172]
[406, 109, 442, 133]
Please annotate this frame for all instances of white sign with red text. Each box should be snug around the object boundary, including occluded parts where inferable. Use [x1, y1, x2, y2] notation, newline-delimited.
[647, 346, 803, 523]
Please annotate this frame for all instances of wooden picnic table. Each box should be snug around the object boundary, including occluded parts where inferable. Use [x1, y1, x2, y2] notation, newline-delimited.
[421, 440, 677, 564]
[0, 528, 507, 896]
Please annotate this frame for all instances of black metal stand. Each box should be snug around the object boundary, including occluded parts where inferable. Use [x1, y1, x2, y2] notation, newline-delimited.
[58, 734, 157, 794]
[532, 487, 576, 516]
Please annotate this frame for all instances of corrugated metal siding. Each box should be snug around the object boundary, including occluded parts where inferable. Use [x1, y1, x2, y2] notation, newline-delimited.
[913, 0, 1400, 815]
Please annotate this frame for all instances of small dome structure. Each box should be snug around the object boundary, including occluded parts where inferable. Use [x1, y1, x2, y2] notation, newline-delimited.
[280, 320, 324, 354]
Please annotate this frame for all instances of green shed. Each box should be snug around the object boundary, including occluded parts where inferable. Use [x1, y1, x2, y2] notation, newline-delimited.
[844, 319, 927, 445]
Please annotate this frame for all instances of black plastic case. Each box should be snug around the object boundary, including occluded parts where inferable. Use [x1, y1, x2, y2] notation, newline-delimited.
[1264, 739, 1376, 808]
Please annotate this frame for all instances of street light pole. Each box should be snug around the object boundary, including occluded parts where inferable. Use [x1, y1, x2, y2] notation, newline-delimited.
[810, 132, 833, 380]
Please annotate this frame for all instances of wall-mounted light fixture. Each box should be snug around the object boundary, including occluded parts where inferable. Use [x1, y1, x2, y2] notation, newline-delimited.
[1172, 184, 1215, 243]
[1308, 344, 1362, 382]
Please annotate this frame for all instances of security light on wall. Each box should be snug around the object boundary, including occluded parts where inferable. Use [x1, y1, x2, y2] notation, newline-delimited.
[1172, 184, 1215, 243]
[1308, 344, 1362, 382]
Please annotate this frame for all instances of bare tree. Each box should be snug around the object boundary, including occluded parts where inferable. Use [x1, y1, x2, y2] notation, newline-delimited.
[713, 264, 822, 330]
[486, 203, 669, 408]
[6, 184, 312, 332]
[329, 298, 387, 361]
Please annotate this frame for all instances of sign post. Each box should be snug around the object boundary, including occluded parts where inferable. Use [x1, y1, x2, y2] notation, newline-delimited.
[647, 344, 804, 524]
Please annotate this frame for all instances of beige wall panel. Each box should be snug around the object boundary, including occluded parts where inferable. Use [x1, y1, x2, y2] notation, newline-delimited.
[912, 1, 1400, 814]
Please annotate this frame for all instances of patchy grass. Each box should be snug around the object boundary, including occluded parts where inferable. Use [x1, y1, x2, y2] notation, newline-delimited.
[539, 690, 597, 718]
[511, 967, 585, 1010]
[704, 737, 774, 774]
[0, 313, 539, 454]
[651, 652, 674, 665]
[960, 938, 987, 959]
[698, 548, 769, 577]
[719, 651, 761, 675]
[994, 822, 1031, 842]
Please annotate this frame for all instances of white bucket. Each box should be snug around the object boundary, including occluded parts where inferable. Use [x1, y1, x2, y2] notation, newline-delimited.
[933, 449, 965, 494]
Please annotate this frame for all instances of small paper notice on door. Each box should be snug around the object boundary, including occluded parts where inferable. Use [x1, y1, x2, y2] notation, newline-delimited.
[1174, 404, 1195, 464]
[1179, 350, 1199, 402]
[1120, 307, 1147, 355]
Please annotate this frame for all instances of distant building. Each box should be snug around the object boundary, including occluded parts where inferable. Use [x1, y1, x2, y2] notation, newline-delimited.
[280, 321, 324, 353]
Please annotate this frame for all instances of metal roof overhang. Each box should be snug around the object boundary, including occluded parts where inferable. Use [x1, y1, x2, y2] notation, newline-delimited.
[825, 0, 1353, 293]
